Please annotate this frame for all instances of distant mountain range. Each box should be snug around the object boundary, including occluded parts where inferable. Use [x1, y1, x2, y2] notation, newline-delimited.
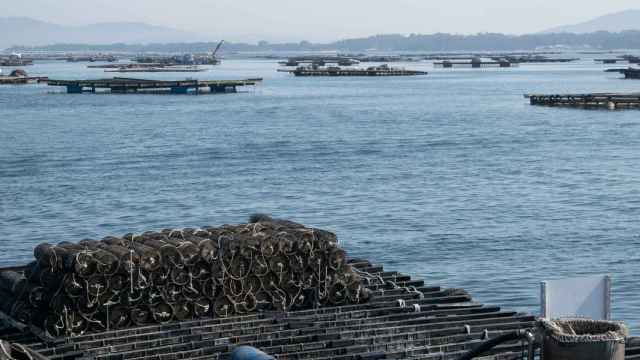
[4, 11, 640, 52]
[542, 9, 640, 33]
[11, 32, 640, 53]
[0, 17, 208, 49]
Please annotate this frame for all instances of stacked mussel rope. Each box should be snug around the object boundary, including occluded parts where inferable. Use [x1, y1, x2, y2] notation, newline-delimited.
[2, 216, 368, 339]
[0, 270, 47, 329]
[0, 340, 47, 360]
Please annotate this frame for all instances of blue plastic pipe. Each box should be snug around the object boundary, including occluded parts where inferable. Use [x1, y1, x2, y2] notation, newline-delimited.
[231, 346, 274, 360]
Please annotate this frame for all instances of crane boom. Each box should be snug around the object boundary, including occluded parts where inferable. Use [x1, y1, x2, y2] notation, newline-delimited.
[212, 40, 224, 56]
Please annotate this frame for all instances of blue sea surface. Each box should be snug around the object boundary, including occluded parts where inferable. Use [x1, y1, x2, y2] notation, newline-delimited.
[1, 58, 639, 333]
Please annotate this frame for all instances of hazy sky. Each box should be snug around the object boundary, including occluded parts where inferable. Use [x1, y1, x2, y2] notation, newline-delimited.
[3, 0, 639, 42]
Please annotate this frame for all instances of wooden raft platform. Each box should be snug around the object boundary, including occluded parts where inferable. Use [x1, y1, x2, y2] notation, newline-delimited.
[598, 56, 640, 65]
[104, 67, 206, 73]
[279, 57, 360, 67]
[282, 67, 428, 77]
[0, 59, 33, 66]
[0, 258, 638, 359]
[596, 59, 627, 64]
[606, 68, 640, 79]
[0, 76, 48, 85]
[0, 259, 535, 359]
[526, 93, 640, 109]
[47, 77, 261, 94]
[87, 64, 165, 69]
[434, 60, 516, 68]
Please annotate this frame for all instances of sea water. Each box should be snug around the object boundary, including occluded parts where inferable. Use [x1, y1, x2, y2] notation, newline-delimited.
[1, 57, 639, 332]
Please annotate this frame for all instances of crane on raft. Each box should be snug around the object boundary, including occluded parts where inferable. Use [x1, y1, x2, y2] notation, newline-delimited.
[210, 40, 225, 65]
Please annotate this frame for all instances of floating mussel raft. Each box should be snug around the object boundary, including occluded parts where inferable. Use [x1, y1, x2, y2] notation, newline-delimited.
[1, 218, 638, 359]
[0, 256, 541, 360]
[0, 216, 367, 339]
[280, 64, 428, 77]
[606, 67, 640, 79]
[525, 93, 640, 109]
[2, 260, 638, 360]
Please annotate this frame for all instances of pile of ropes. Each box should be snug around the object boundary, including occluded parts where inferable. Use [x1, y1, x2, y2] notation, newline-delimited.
[0, 340, 45, 360]
[0, 215, 368, 338]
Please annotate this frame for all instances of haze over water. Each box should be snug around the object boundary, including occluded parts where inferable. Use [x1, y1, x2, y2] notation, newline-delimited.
[1, 57, 639, 333]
